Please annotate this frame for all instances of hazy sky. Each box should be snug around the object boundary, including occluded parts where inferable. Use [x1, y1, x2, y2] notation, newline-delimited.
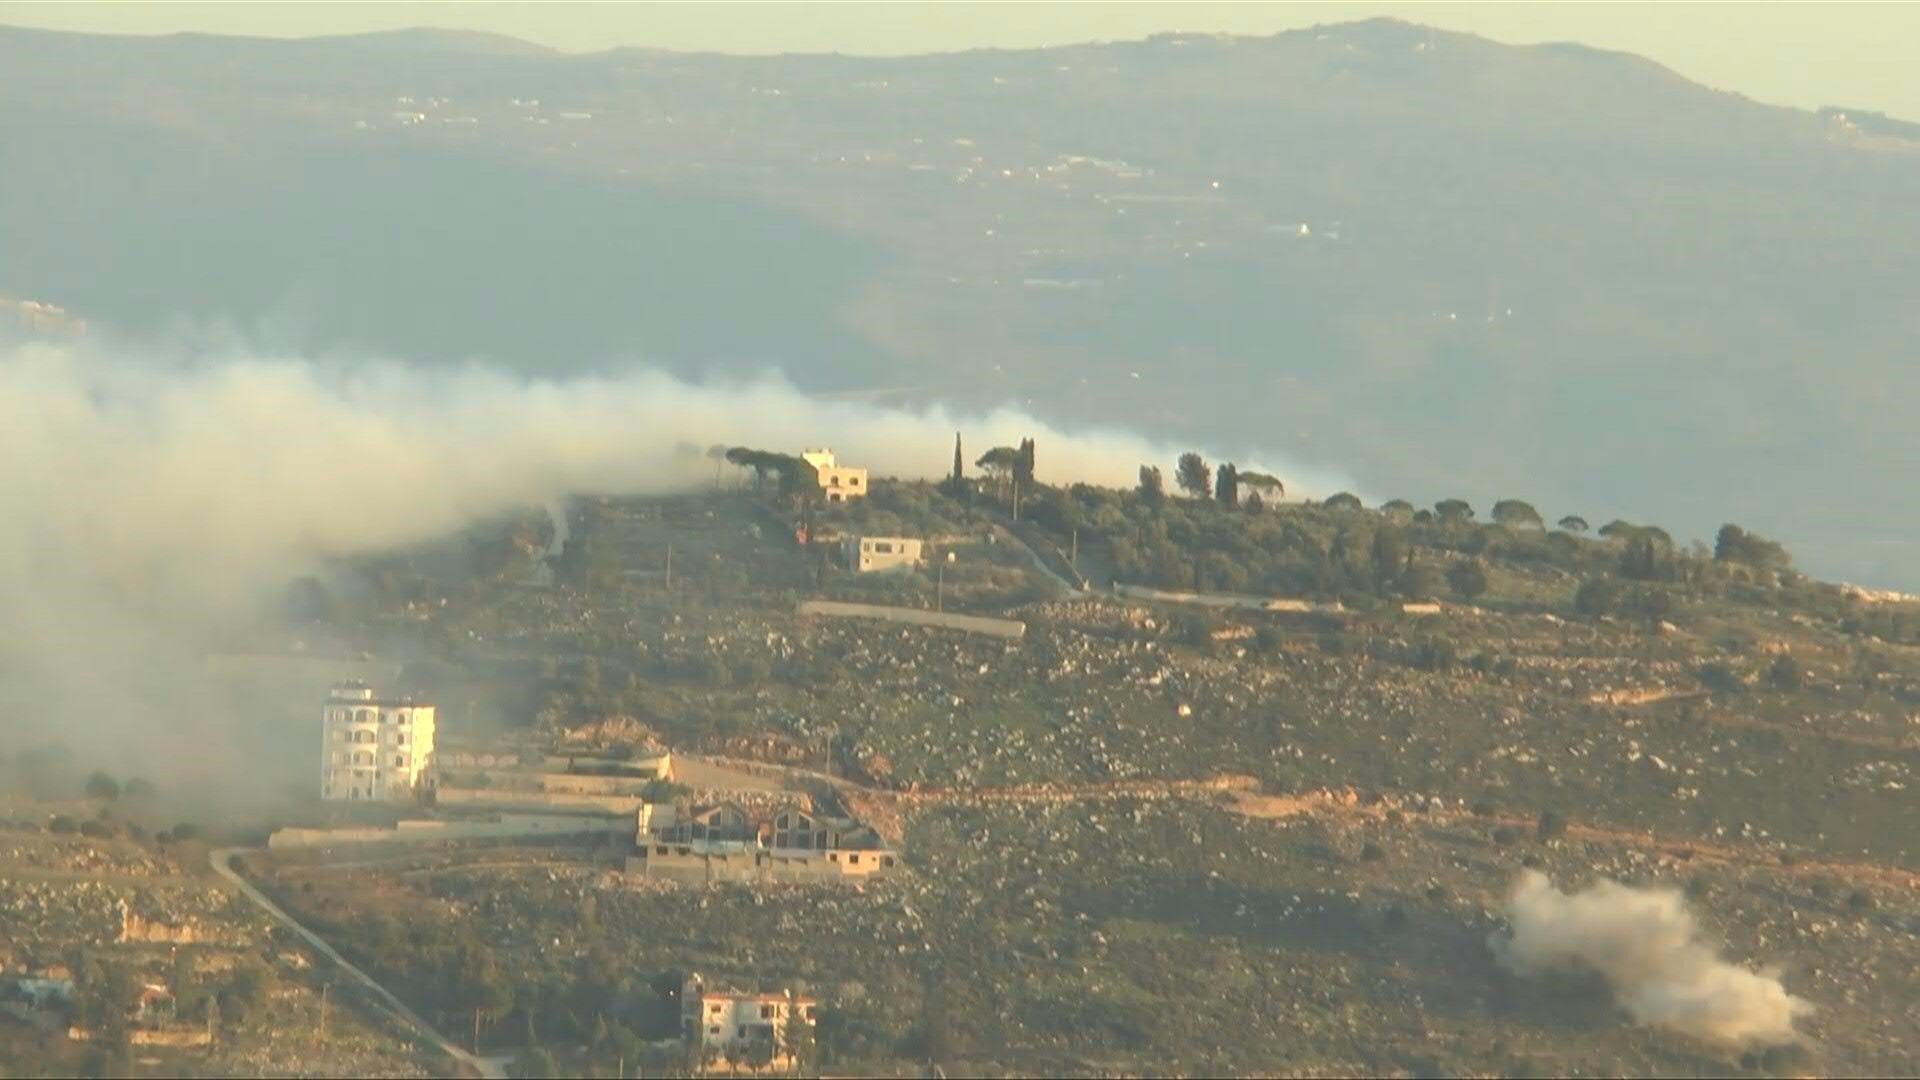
[3, 1, 1916, 119]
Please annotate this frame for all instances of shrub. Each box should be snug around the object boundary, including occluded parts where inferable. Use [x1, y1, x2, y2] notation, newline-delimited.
[638, 778, 691, 803]
[1535, 810, 1567, 842]
[84, 771, 121, 801]
[1398, 565, 1447, 601]
[1698, 661, 1746, 694]
[49, 815, 77, 834]
[1446, 560, 1489, 599]
[1253, 624, 1286, 655]
[1174, 613, 1220, 648]
[1767, 654, 1805, 691]
[1574, 577, 1621, 617]
[1407, 635, 1457, 672]
[1360, 841, 1386, 862]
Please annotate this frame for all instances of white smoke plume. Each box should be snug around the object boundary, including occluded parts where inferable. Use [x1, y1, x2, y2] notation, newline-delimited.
[0, 338, 1347, 793]
[1492, 870, 1810, 1050]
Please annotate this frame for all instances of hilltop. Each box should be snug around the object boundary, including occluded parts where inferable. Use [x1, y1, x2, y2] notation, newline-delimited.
[1, 19, 1917, 587]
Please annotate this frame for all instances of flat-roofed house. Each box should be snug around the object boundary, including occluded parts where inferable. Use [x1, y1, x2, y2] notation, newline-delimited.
[799, 448, 868, 502]
[846, 535, 926, 573]
[681, 973, 816, 1069]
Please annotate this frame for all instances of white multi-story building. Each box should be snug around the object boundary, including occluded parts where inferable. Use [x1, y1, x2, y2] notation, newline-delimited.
[681, 973, 816, 1068]
[320, 682, 436, 802]
[799, 448, 867, 503]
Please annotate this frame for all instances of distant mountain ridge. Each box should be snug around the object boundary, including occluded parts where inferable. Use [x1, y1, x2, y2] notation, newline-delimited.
[1, 19, 1915, 586]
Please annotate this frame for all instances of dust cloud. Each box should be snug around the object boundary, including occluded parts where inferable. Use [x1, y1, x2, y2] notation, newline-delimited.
[1492, 870, 1810, 1049]
[0, 338, 1342, 795]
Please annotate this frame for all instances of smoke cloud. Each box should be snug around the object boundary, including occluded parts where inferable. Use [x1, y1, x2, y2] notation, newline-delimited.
[1492, 870, 1810, 1049]
[0, 337, 1344, 793]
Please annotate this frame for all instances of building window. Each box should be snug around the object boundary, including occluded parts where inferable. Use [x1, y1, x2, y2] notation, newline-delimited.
[849, 853, 861, 865]
[873, 542, 893, 554]
[397, 732, 407, 745]
[850, 476, 862, 487]
[760, 1004, 775, 1019]
[393, 755, 406, 767]
[709, 1025, 720, 1036]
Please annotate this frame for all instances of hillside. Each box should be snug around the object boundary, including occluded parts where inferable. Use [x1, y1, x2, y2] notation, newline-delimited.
[2, 19, 1918, 592]
[5, 469, 1918, 1075]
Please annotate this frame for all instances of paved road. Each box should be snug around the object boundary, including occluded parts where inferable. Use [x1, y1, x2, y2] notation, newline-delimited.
[210, 848, 511, 1080]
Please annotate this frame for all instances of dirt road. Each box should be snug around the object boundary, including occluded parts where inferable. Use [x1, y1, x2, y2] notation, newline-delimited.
[1224, 788, 1920, 891]
[210, 848, 510, 1080]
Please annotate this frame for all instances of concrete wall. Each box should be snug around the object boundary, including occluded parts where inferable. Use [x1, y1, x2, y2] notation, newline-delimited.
[268, 813, 627, 850]
[796, 600, 1025, 639]
[1113, 583, 1344, 614]
[435, 787, 645, 815]
[627, 846, 900, 885]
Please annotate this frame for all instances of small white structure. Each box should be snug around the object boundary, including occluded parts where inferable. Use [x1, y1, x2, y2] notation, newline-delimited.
[846, 535, 925, 573]
[681, 973, 816, 1068]
[800, 448, 868, 502]
[320, 682, 436, 802]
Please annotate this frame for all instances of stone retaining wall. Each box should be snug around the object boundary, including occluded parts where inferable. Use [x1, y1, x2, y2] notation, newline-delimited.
[796, 600, 1025, 639]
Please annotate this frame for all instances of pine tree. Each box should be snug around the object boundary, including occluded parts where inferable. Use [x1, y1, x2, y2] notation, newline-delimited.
[1176, 452, 1211, 498]
[951, 433, 964, 481]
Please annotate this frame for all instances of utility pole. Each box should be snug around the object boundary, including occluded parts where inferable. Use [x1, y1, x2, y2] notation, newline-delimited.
[1070, 528, 1078, 571]
[936, 560, 945, 612]
[319, 982, 329, 1044]
[665, 544, 673, 591]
